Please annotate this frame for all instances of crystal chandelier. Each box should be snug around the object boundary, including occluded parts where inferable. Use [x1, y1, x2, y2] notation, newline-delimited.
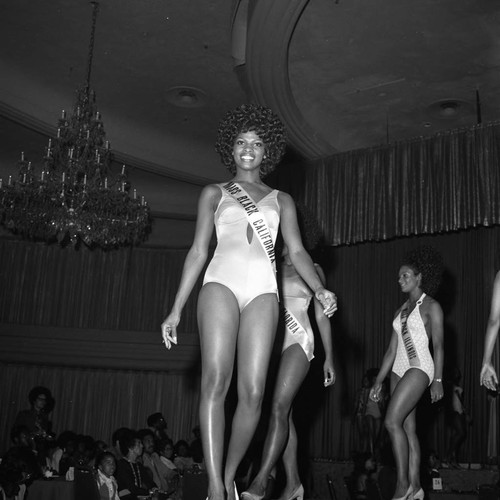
[0, 2, 151, 249]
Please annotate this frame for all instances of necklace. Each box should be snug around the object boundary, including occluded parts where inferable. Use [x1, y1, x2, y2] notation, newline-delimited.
[128, 461, 142, 487]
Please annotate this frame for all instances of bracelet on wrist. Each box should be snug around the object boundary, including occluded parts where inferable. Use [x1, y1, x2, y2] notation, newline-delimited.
[434, 378, 442, 383]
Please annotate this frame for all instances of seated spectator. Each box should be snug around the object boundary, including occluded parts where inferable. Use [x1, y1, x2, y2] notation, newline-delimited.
[190, 426, 204, 466]
[348, 452, 378, 500]
[158, 439, 180, 497]
[115, 429, 156, 500]
[57, 430, 78, 476]
[74, 434, 97, 469]
[111, 427, 131, 460]
[173, 440, 194, 475]
[48, 430, 77, 474]
[138, 429, 172, 494]
[147, 413, 170, 449]
[0, 444, 42, 500]
[96, 451, 120, 500]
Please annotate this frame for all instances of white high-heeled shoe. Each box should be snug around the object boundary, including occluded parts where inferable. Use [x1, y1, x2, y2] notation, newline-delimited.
[392, 485, 413, 500]
[413, 487, 424, 500]
[280, 484, 304, 500]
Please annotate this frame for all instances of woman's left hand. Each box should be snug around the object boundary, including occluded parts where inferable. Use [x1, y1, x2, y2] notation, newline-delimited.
[315, 288, 338, 317]
[430, 380, 444, 403]
[323, 362, 336, 387]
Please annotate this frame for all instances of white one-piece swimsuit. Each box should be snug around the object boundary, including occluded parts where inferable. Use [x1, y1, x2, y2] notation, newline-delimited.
[392, 293, 434, 385]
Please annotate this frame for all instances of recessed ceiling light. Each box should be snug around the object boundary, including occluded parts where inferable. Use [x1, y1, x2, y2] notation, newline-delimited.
[427, 99, 473, 120]
[166, 86, 207, 108]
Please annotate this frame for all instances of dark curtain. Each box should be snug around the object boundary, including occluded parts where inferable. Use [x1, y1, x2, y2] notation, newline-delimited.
[0, 362, 201, 453]
[294, 226, 499, 463]
[275, 121, 500, 246]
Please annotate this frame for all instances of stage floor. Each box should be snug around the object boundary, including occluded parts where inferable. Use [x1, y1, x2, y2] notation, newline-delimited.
[309, 460, 499, 500]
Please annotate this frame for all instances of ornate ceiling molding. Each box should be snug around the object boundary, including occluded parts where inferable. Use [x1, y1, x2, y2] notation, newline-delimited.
[245, 0, 337, 159]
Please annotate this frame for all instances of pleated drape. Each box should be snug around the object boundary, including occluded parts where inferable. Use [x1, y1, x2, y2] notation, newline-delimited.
[281, 121, 500, 246]
[0, 362, 200, 452]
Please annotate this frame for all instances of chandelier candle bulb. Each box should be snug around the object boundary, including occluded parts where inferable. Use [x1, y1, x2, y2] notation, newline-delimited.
[104, 177, 108, 189]
[83, 174, 87, 185]
[41, 171, 45, 181]
[57, 128, 60, 138]
[121, 165, 125, 175]
[133, 189, 137, 199]
[62, 172, 65, 183]
[8, 176, 12, 186]
[21, 152, 25, 161]
[61, 110, 66, 119]
[105, 140, 110, 150]
[0, 179, 2, 189]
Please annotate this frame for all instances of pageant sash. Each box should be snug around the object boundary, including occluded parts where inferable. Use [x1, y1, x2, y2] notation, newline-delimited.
[222, 181, 276, 269]
[284, 305, 308, 338]
[400, 295, 425, 367]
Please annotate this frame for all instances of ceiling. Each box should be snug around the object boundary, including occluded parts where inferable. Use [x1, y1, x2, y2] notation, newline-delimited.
[1, 0, 499, 246]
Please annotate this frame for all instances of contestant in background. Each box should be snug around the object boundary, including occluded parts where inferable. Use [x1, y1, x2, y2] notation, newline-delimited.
[370, 246, 444, 500]
[161, 104, 337, 500]
[480, 270, 500, 391]
[241, 216, 336, 500]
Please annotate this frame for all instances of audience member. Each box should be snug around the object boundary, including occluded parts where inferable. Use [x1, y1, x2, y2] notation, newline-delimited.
[96, 451, 120, 500]
[147, 413, 170, 448]
[173, 440, 194, 475]
[111, 427, 131, 460]
[348, 452, 378, 500]
[190, 425, 204, 465]
[115, 429, 156, 500]
[444, 367, 470, 468]
[13, 386, 55, 461]
[138, 429, 172, 494]
[0, 444, 41, 500]
[158, 439, 180, 498]
[57, 430, 78, 476]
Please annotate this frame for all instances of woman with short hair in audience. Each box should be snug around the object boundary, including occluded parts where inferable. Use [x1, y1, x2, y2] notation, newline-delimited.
[115, 430, 156, 500]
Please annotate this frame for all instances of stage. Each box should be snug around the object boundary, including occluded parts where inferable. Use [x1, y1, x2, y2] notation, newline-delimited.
[309, 460, 499, 500]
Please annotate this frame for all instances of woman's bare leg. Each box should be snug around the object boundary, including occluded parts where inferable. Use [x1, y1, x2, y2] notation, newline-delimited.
[245, 345, 309, 497]
[385, 370, 427, 498]
[224, 294, 279, 500]
[279, 413, 301, 499]
[198, 283, 241, 500]
[403, 409, 421, 492]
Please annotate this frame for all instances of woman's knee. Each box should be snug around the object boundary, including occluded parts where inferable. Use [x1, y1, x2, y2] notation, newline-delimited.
[201, 370, 231, 400]
[238, 383, 266, 410]
[384, 414, 401, 434]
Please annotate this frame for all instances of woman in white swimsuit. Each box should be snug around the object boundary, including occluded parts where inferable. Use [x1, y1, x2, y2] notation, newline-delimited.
[161, 104, 337, 500]
[370, 246, 444, 500]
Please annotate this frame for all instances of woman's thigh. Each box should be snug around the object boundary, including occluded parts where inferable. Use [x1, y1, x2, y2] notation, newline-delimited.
[198, 283, 241, 380]
[236, 293, 279, 393]
[270, 344, 310, 411]
[387, 369, 428, 423]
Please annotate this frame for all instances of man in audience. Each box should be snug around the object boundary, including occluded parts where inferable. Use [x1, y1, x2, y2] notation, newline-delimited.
[147, 413, 170, 449]
[138, 429, 171, 494]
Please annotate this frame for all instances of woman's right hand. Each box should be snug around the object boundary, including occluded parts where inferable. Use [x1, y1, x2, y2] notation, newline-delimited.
[369, 382, 382, 402]
[480, 362, 498, 391]
[161, 313, 180, 349]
